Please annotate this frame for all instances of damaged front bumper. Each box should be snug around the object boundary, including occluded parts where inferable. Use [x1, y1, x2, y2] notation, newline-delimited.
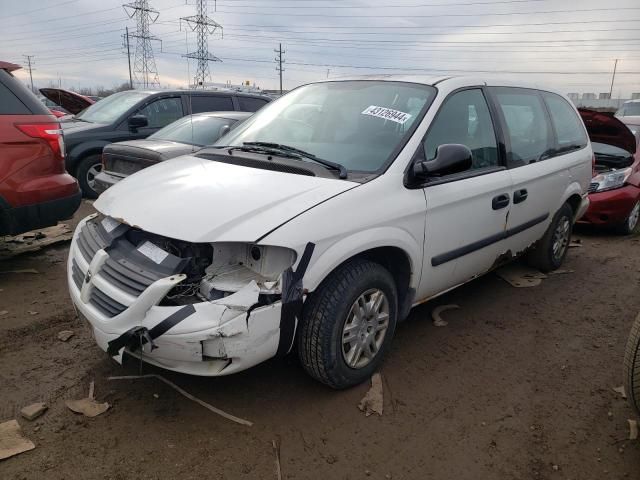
[67, 216, 283, 376]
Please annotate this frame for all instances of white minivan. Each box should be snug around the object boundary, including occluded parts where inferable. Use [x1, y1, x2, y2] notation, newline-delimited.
[68, 76, 592, 388]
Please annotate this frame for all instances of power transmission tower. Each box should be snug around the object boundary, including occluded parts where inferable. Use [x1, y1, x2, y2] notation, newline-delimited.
[23, 55, 35, 93]
[123, 0, 160, 88]
[181, 0, 222, 88]
[275, 43, 285, 95]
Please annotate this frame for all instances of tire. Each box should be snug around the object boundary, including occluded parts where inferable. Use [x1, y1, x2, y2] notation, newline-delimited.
[623, 313, 640, 415]
[526, 202, 574, 273]
[75, 154, 103, 199]
[297, 258, 398, 389]
[616, 200, 640, 235]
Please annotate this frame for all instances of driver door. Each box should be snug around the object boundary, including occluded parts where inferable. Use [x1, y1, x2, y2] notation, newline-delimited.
[415, 88, 513, 300]
[128, 96, 184, 139]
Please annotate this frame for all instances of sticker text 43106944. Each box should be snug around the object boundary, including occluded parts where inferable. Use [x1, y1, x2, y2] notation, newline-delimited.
[361, 105, 412, 125]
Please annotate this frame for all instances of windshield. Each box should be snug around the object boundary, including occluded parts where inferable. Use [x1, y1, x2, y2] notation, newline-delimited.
[617, 102, 640, 117]
[76, 90, 150, 123]
[216, 81, 436, 173]
[151, 115, 238, 146]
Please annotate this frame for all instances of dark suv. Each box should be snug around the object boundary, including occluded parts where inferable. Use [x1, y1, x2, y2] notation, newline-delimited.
[0, 61, 80, 236]
[62, 90, 270, 197]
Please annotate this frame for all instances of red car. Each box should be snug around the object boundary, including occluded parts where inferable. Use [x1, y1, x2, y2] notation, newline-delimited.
[40, 87, 94, 118]
[579, 109, 640, 234]
[0, 61, 81, 236]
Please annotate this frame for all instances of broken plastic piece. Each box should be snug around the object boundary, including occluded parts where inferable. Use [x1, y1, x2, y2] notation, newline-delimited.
[0, 420, 36, 460]
[628, 419, 638, 440]
[432, 304, 460, 327]
[57, 330, 75, 342]
[20, 403, 47, 421]
[65, 381, 110, 418]
[613, 386, 627, 399]
[108, 374, 253, 426]
[358, 373, 384, 416]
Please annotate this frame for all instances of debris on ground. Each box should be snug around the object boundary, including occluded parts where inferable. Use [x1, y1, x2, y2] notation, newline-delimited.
[0, 310, 7, 316]
[20, 403, 47, 421]
[0, 224, 72, 259]
[272, 438, 282, 480]
[27, 311, 38, 316]
[108, 374, 253, 426]
[65, 381, 110, 418]
[629, 419, 638, 440]
[432, 304, 460, 327]
[613, 386, 627, 399]
[548, 269, 575, 275]
[0, 419, 35, 460]
[496, 264, 547, 288]
[0, 269, 39, 275]
[568, 240, 583, 248]
[358, 373, 384, 417]
[57, 330, 75, 342]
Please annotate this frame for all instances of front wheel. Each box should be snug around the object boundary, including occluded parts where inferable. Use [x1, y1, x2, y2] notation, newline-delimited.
[617, 201, 640, 235]
[526, 202, 574, 272]
[76, 154, 103, 199]
[297, 258, 398, 389]
[623, 313, 640, 415]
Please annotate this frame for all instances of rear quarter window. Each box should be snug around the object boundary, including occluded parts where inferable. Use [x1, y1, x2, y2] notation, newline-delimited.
[237, 96, 269, 112]
[543, 93, 588, 149]
[0, 71, 32, 114]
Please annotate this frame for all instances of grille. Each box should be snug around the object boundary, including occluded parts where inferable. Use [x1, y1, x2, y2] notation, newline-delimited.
[71, 259, 84, 290]
[89, 286, 127, 318]
[588, 182, 598, 193]
[77, 221, 109, 263]
[99, 257, 165, 297]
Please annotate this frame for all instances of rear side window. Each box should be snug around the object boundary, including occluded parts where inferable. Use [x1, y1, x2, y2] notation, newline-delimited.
[491, 87, 552, 165]
[543, 93, 588, 149]
[189, 95, 234, 114]
[237, 96, 268, 112]
[0, 81, 29, 114]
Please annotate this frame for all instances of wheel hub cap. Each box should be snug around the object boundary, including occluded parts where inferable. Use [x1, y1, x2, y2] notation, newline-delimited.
[552, 216, 571, 261]
[341, 288, 390, 369]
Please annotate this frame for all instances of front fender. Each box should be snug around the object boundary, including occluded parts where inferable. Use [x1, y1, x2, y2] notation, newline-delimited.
[67, 140, 110, 172]
[302, 227, 422, 293]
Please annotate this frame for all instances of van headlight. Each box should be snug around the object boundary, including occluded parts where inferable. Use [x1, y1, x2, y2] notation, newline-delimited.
[591, 167, 632, 193]
[199, 243, 297, 300]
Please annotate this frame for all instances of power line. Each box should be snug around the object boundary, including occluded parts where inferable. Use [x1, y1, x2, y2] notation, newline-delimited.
[215, 0, 553, 8]
[3, 0, 80, 19]
[181, 0, 223, 87]
[124, 0, 161, 88]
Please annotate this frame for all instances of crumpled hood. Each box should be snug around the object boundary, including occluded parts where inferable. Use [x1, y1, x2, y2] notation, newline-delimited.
[94, 155, 359, 243]
[40, 88, 93, 115]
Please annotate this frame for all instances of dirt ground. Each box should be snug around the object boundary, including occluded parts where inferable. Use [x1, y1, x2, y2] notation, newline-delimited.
[1, 204, 639, 480]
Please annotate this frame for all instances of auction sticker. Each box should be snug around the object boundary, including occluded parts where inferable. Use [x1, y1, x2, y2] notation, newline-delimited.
[362, 105, 412, 124]
[137, 241, 169, 264]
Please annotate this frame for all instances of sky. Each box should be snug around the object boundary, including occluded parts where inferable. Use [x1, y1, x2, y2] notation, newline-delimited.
[1, 0, 639, 97]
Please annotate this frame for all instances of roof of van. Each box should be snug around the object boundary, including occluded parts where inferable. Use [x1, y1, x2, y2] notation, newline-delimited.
[132, 89, 270, 99]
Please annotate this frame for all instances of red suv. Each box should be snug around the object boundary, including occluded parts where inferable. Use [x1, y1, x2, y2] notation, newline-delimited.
[0, 61, 80, 236]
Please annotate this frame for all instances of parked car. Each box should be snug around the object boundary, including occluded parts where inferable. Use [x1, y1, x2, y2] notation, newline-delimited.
[40, 87, 94, 116]
[578, 109, 640, 234]
[0, 61, 80, 236]
[94, 111, 252, 194]
[62, 89, 271, 198]
[616, 99, 640, 124]
[67, 77, 592, 388]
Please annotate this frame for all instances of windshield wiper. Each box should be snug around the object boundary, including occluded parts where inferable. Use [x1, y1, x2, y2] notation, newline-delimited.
[220, 144, 301, 159]
[243, 142, 348, 179]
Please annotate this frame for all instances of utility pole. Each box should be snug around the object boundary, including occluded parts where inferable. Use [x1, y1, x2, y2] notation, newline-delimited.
[609, 58, 619, 99]
[23, 55, 35, 93]
[275, 43, 285, 95]
[181, 0, 222, 88]
[124, 26, 133, 89]
[123, 0, 160, 88]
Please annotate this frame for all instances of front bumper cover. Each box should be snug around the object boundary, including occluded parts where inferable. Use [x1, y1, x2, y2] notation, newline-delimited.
[68, 216, 283, 376]
[579, 184, 640, 226]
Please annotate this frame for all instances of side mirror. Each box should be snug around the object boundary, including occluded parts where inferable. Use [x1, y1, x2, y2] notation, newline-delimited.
[413, 144, 473, 178]
[128, 115, 148, 131]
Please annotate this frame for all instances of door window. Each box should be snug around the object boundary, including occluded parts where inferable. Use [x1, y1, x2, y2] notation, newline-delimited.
[190, 95, 234, 114]
[491, 88, 552, 165]
[423, 89, 499, 170]
[137, 97, 183, 128]
[542, 93, 588, 149]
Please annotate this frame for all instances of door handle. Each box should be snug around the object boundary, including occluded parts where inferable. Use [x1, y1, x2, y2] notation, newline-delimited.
[514, 189, 528, 204]
[492, 194, 510, 210]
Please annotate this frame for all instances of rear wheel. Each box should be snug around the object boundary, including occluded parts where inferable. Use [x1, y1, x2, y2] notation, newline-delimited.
[526, 203, 574, 272]
[297, 258, 398, 389]
[617, 201, 640, 235]
[76, 154, 102, 199]
[623, 313, 640, 415]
